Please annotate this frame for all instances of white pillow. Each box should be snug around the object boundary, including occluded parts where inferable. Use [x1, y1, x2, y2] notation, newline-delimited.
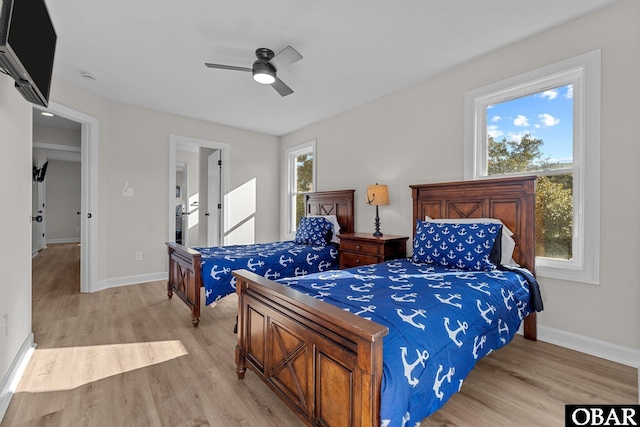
[308, 214, 341, 243]
[425, 216, 517, 265]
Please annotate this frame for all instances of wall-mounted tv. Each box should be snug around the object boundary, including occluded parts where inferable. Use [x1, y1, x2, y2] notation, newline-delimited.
[0, 0, 57, 107]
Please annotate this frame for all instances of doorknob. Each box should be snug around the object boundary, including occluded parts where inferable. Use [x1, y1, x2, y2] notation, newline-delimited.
[205, 212, 210, 217]
[32, 215, 43, 223]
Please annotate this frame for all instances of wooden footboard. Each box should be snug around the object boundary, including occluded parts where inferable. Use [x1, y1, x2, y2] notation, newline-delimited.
[233, 270, 388, 427]
[166, 242, 202, 327]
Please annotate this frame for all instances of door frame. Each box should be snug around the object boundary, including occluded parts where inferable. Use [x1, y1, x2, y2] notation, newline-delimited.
[33, 102, 99, 293]
[169, 134, 229, 246]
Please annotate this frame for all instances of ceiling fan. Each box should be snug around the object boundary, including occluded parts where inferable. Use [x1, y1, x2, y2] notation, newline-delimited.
[205, 45, 303, 97]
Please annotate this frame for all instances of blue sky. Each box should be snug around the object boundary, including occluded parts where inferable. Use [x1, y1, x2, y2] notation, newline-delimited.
[487, 84, 573, 164]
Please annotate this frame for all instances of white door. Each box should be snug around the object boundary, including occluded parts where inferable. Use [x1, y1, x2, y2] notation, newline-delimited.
[207, 150, 221, 246]
[176, 163, 189, 245]
[34, 180, 46, 251]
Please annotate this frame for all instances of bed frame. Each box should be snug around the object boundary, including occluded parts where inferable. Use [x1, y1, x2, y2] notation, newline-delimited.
[166, 189, 355, 327]
[232, 176, 537, 427]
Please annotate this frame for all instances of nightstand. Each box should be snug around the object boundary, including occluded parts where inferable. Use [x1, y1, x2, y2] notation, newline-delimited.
[338, 233, 409, 269]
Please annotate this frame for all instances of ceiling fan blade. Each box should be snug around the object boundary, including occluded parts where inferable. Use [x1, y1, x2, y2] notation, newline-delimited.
[271, 77, 294, 97]
[204, 63, 252, 72]
[268, 45, 303, 71]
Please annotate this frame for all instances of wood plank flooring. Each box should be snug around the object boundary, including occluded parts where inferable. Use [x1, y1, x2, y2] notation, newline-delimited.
[1, 243, 637, 426]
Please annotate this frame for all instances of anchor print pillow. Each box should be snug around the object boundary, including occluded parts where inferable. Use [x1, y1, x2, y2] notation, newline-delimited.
[412, 220, 502, 271]
[294, 216, 334, 247]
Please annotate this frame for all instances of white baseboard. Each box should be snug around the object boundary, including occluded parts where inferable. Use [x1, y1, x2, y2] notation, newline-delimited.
[93, 272, 167, 293]
[46, 238, 81, 244]
[0, 333, 35, 422]
[538, 324, 640, 368]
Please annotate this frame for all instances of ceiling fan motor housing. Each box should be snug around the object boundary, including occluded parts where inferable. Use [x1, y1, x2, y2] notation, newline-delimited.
[252, 48, 276, 84]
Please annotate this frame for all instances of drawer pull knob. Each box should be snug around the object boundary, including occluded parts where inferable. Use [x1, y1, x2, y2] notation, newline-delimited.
[356, 259, 361, 264]
[355, 245, 361, 249]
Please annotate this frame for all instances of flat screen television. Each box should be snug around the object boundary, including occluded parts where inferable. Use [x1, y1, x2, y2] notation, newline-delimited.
[0, 0, 57, 107]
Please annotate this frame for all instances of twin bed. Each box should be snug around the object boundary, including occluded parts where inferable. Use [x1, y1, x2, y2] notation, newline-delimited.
[166, 176, 541, 426]
[166, 189, 355, 326]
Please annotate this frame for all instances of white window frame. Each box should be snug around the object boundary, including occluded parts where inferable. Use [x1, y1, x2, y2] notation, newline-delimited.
[464, 50, 600, 284]
[284, 140, 317, 239]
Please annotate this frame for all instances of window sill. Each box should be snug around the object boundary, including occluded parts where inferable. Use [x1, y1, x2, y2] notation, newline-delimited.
[535, 262, 599, 285]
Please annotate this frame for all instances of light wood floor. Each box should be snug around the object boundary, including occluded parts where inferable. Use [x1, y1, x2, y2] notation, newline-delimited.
[1, 243, 637, 426]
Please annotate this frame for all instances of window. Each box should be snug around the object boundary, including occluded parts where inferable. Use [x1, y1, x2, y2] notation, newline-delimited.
[285, 140, 316, 236]
[464, 50, 600, 283]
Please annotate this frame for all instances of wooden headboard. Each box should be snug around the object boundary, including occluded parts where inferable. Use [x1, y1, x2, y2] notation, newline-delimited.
[410, 176, 537, 339]
[410, 176, 536, 274]
[305, 189, 355, 234]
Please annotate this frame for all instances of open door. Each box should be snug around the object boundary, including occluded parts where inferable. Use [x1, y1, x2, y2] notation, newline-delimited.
[34, 102, 99, 293]
[207, 150, 221, 247]
[169, 134, 229, 249]
[31, 179, 46, 254]
[175, 163, 188, 245]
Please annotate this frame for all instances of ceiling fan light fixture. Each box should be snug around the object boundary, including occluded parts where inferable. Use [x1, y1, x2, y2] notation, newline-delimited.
[252, 63, 276, 85]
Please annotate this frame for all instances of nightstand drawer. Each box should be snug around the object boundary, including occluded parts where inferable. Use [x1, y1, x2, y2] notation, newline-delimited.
[338, 233, 409, 270]
[340, 241, 380, 256]
[340, 252, 379, 268]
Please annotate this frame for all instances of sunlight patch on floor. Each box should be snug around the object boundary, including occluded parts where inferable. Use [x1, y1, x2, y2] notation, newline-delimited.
[18, 340, 188, 393]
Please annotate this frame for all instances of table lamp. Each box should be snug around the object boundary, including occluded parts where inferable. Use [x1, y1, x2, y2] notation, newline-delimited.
[366, 184, 389, 237]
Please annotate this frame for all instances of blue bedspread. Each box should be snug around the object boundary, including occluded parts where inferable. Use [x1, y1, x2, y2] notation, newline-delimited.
[276, 258, 535, 426]
[195, 241, 339, 306]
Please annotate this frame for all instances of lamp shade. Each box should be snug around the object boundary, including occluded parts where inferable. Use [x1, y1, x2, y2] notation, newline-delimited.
[366, 184, 389, 206]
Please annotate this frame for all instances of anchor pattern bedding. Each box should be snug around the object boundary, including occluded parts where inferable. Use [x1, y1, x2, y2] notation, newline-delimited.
[276, 258, 539, 426]
[196, 241, 339, 306]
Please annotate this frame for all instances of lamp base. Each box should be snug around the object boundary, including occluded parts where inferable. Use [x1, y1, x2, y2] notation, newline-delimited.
[373, 205, 383, 237]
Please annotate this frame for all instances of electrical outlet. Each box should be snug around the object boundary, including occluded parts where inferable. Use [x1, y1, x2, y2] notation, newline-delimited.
[134, 252, 143, 262]
[3, 313, 8, 338]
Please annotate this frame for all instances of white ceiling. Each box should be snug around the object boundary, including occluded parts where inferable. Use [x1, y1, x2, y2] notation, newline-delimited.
[40, 0, 621, 136]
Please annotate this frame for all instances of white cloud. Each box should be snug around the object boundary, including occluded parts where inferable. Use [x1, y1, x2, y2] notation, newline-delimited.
[539, 113, 560, 127]
[565, 85, 573, 99]
[487, 125, 503, 139]
[514, 115, 529, 126]
[491, 115, 501, 122]
[540, 90, 558, 100]
[507, 132, 528, 143]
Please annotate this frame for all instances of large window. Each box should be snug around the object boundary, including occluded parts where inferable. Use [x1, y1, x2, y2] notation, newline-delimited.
[285, 140, 316, 236]
[487, 85, 574, 260]
[464, 50, 600, 283]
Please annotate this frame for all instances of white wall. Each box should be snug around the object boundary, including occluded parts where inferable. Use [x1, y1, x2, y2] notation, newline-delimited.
[281, 0, 640, 356]
[0, 74, 34, 416]
[33, 125, 81, 148]
[48, 76, 281, 284]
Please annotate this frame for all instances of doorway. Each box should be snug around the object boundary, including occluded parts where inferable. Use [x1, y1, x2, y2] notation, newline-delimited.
[32, 102, 98, 293]
[169, 134, 229, 247]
